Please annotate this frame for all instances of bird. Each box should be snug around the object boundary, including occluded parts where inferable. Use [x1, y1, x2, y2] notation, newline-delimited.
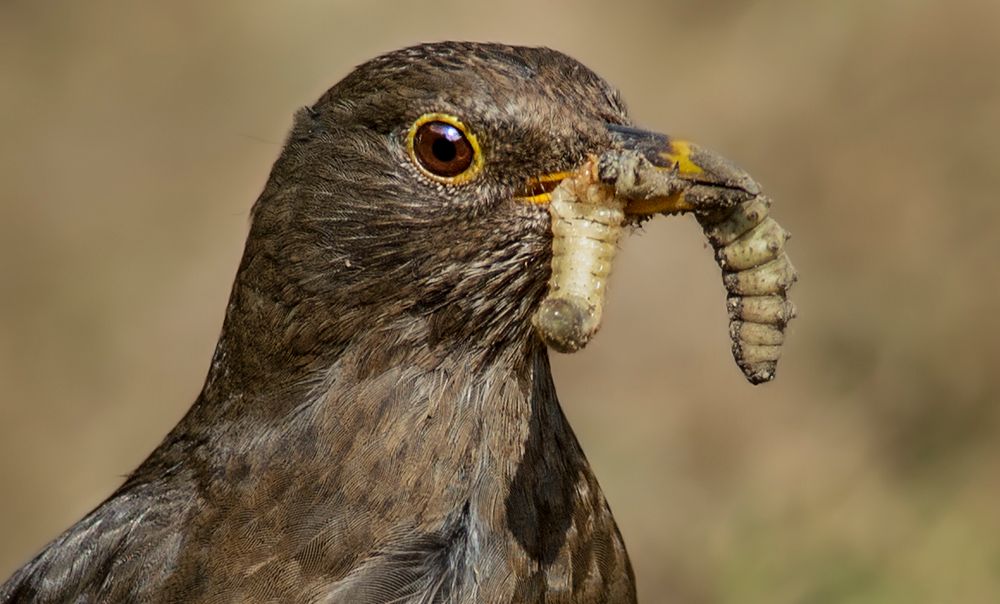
[0, 41, 753, 603]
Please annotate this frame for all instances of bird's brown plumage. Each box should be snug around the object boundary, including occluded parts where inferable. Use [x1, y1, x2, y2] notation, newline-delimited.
[1, 42, 638, 603]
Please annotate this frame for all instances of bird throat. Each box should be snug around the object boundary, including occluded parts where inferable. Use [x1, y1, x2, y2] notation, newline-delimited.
[164, 316, 628, 595]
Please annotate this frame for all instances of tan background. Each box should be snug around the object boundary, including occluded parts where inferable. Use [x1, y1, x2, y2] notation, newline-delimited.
[2, 1, 999, 602]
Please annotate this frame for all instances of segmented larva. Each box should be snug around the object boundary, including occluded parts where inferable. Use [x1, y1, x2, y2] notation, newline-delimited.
[698, 195, 798, 384]
[532, 147, 797, 384]
[596, 147, 798, 384]
[532, 156, 626, 353]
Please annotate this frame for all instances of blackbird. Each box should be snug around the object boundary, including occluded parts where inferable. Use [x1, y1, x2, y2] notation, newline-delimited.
[1, 42, 759, 603]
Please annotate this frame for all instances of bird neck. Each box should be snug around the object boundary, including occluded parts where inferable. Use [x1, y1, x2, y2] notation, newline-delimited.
[127, 282, 624, 592]
[149, 313, 597, 545]
[161, 300, 582, 490]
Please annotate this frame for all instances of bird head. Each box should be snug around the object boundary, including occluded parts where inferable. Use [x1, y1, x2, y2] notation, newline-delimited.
[214, 42, 754, 393]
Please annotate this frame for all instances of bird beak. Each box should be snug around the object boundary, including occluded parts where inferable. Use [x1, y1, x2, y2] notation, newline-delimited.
[514, 124, 760, 214]
[604, 124, 761, 216]
[515, 171, 575, 204]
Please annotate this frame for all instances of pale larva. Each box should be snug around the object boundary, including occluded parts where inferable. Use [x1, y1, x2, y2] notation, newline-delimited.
[533, 146, 797, 385]
[532, 155, 626, 353]
[698, 196, 798, 384]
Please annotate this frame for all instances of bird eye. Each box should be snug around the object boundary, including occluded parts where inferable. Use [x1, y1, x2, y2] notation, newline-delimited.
[407, 114, 482, 182]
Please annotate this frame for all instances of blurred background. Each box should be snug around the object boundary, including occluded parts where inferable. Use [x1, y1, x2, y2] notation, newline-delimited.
[2, 0, 998, 601]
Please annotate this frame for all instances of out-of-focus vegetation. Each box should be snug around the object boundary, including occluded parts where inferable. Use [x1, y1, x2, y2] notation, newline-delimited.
[2, 1, 998, 601]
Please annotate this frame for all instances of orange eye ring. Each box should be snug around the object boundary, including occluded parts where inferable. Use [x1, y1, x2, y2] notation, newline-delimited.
[407, 113, 483, 183]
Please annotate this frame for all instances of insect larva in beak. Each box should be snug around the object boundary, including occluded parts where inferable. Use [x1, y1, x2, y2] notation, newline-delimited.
[597, 146, 798, 384]
[699, 196, 798, 384]
[532, 156, 626, 353]
[533, 144, 797, 385]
